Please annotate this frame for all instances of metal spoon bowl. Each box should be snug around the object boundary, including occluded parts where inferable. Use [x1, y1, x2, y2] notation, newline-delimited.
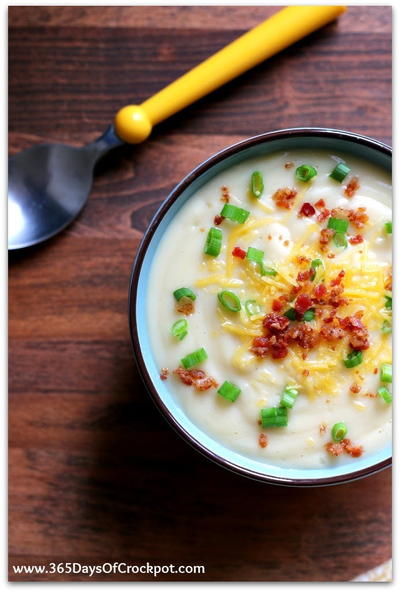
[8, 126, 122, 250]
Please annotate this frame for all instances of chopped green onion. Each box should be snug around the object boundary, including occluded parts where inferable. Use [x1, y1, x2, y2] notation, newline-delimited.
[280, 386, 299, 409]
[246, 246, 264, 263]
[218, 380, 241, 402]
[173, 287, 196, 302]
[220, 203, 250, 224]
[295, 164, 317, 182]
[250, 171, 264, 198]
[380, 363, 392, 383]
[330, 162, 350, 183]
[259, 261, 277, 276]
[303, 309, 315, 322]
[311, 258, 323, 269]
[381, 320, 392, 334]
[328, 217, 349, 233]
[218, 290, 241, 313]
[284, 308, 297, 321]
[384, 221, 392, 234]
[171, 319, 188, 341]
[181, 347, 208, 369]
[333, 232, 348, 249]
[204, 227, 222, 257]
[344, 350, 363, 368]
[384, 292, 392, 310]
[260, 406, 288, 428]
[331, 422, 347, 442]
[378, 386, 392, 404]
[245, 299, 261, 316]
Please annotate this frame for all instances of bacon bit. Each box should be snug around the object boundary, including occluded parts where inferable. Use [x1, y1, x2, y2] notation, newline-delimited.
[284, 161, 294, 169]
[373, 367, 378, 375]
[251, 336, 270, 358]
[349, 234, 364, 245]
[314, 199, 326, 210]
[299, 202, 316, 217]
[347, 207, 369, 228]
[295, 255, 310, 265]
[259, 433, 268, 448]
[344, 176, 360, 198]
[313, 283, 327, 301]
[272, 299, 284, 312]
[214, 214, 225, 225]
[268, 337, 289, 359]
[303, 369, 310, 377]
[174, 367, 218, 391]
[297, 269, 313, 283]
[363, 392, 377, 398]
[326, 442, 344, 457]
[319, 227, 335, 250]
[232, 246, 246, 259]
[330, 270, 345, 287]
[160, 368, 169, 381]
[317, 208, 330, 224]
[287, 323, 319, 349]
[294, 293, 312, 314]
[263, 312, 290, 334]
[272, 187, 298, 209]
[342, 438, 363, 458]
[319, 423, 327, 435]
[320, 325, 345, 342]
[267, 234, 272, 240]
[176, 297, 195, 316]
[350, 383, 361, 394]
[327, 253, 336, 259]
[283, 239, 290, 247]
[220, 185, 230, 203]
[340, 314, 369, 350]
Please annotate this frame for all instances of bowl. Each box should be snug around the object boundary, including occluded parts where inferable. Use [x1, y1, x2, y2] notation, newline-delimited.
[128, 127, 392, 486]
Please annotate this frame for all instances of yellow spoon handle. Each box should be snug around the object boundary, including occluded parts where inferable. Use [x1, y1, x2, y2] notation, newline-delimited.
[115, 5, 346, 143]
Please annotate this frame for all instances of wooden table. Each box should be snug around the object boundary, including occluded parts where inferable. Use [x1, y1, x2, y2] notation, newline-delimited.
[9, 6, 391, 582]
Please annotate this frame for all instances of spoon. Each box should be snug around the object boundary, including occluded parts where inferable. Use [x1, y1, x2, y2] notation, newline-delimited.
[8, 5, 346, 250]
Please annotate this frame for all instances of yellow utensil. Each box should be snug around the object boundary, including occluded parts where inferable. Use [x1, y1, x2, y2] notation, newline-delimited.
[115, 5, 346, 143]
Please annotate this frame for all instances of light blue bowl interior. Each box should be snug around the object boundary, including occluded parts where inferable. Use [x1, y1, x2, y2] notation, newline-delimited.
[135, 134, 391, 483]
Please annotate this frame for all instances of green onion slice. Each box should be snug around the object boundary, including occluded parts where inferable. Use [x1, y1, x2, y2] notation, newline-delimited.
[250, 171, 264, 198]
[171, 319, 188, 341]
[311, 258, 323, 269]
[280, 386, 299, 409]
[204, 227, 222, 257]
[333, 232, 348, 249]
[246, 246, 264, 263]
[218, 380, 241, 402]
[259, 262, 277, 276]
[295, 164, 317, 182]
[310, 258, 324, 281]
[344, 350, 363, 368]
[260, 406, 288, 428]
[245, 299, 261, 316]
[330, 162, 350, 183]
[303, 309, 315, 322]
[331, 422, 348, 442]
[384, 221, 392, 234]
[378, 386, 392, 404]
[381, 320, 392, 335]
[181, 347, 208, 369]
[384, 292, 392, 310]
[328, 217, 349, 233]
[284, 308, 297, 321]
[173, 287, 196, 302]
[220, 203, 250, 224]
[218, 290, 241, 313]
[380, 363, 392, 383]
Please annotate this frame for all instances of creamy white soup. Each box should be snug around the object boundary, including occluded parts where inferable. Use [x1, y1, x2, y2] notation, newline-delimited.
[147, 149, 392, 468]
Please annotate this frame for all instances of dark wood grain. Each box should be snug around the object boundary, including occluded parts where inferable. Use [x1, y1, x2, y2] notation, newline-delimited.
[9, 6, 392, 582]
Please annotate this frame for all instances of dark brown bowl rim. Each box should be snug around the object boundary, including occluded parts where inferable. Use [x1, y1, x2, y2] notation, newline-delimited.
[128, 127, 392, 487]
